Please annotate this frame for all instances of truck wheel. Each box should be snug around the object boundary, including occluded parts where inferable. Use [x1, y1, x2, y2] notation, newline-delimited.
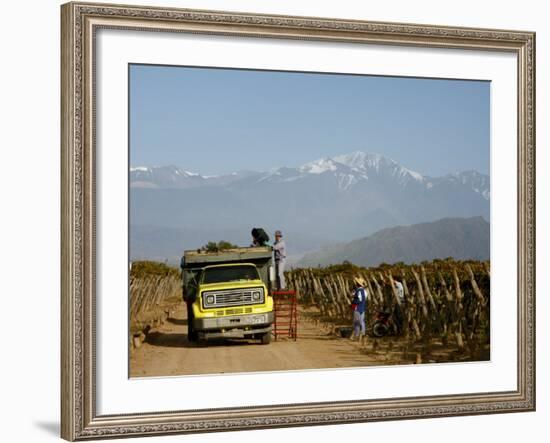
[188, 327, 198, 343]
[260, 332, 272, 345]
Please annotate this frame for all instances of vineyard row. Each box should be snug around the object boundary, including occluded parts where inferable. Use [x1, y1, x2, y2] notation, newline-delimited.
[286, 260, 490, 359]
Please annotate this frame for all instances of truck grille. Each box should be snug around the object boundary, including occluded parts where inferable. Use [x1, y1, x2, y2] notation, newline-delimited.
[215, 308, 253, 316]
[202, 287, 264, 309]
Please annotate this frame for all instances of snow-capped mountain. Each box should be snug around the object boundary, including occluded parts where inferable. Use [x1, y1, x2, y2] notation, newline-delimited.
[130, 165, 205, 188]
[447, 170, 490, 200]
[300, 157, 342, 175]
[335, 151, 425, 184]
[130, 151, 489, 198]
[256, 157, 362, 190]
[130, 165, 257, 189]
[129, 151, 490, 262]
[255, 151, 427, 191]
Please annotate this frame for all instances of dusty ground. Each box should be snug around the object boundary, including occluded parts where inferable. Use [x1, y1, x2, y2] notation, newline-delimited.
[130, 305, 486, 377]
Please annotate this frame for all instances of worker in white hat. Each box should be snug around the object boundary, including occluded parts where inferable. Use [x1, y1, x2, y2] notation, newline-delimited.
[272, 230, 286, 290]
[350, 276, 368, 340]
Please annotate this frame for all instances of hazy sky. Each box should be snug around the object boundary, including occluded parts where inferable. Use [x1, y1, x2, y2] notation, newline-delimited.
[129, 64, 490, 176]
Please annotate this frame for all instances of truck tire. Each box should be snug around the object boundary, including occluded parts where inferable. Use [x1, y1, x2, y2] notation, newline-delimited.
[188, 326, 198, 343]
[260, 332, 272, 345]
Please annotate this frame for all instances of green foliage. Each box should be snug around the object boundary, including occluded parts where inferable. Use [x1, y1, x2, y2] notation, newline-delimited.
[201, 240, 239, 252]
[130, 260, 180, 279]
[203, 241, 219, 252]
[218, 240, 238, 250]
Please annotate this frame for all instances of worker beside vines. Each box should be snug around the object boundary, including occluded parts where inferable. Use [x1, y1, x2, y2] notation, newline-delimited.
[350, 276, 369, 340]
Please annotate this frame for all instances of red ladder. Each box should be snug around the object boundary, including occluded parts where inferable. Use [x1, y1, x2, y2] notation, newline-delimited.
[271, 290, 298, 341]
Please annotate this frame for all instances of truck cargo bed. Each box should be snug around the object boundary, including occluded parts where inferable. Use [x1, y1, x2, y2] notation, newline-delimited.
[182, 247, 272, 266]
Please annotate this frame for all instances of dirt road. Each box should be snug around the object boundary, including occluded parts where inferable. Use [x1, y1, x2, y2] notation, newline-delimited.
[130, 305, 393, 377]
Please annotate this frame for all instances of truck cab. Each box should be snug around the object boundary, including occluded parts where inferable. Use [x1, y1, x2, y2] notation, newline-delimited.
[181, 247, 274, 344]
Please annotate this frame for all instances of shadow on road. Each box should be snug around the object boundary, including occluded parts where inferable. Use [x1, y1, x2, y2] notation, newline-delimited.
[145, 330, 259, 348]
[145, 331, 191, 348]
[167, 317, 187, 326]
[198, 338, 260, 347]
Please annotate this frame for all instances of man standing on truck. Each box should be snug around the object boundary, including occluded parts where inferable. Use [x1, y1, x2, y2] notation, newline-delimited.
[273, 230, 286, 290]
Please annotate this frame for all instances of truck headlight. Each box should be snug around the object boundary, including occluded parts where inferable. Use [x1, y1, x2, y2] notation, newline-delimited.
[205, 295, 215, 305]
[252, 291, 261, 301]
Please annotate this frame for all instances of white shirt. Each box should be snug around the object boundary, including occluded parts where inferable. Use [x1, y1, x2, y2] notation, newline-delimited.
[394, 281, 404, 302]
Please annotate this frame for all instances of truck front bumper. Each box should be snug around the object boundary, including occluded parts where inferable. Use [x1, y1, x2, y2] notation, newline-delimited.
[193, 311, 274, 338]
[198, 325, 272, 340]
[194, 311, 274, 330]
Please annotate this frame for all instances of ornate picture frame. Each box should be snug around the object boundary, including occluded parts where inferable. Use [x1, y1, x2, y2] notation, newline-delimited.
[61, 2, 535, 440]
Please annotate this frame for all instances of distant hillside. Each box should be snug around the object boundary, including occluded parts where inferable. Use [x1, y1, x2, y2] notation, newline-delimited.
[298, 216, 489, 267]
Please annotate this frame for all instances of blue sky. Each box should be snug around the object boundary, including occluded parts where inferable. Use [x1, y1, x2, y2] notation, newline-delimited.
[130, 64, 490, 176]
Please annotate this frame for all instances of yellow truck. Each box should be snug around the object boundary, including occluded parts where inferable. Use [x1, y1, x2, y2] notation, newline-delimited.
[181, 247, 275, 344]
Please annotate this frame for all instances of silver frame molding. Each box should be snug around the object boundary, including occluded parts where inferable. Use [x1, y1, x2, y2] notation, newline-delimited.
[61, 2, 536, 440]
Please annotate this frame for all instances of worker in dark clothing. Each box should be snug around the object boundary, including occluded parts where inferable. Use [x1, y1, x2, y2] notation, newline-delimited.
[184, 291, 197, 342]
[251, 227, 270, 247]
[180, 255, 198, 342]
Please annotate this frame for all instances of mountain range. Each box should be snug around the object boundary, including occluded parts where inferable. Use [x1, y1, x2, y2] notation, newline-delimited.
[130, 151, 490, 264]
[298, 216, 490, 267]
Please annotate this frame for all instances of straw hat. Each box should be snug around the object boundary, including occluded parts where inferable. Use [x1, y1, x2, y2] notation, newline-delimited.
[353, 276, 367, 287]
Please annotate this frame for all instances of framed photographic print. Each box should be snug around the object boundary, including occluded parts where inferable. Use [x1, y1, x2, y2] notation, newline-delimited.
[61, 1, 535, 440]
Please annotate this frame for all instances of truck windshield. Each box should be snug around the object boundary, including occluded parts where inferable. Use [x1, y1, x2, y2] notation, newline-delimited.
[202, 266, 260, 284]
